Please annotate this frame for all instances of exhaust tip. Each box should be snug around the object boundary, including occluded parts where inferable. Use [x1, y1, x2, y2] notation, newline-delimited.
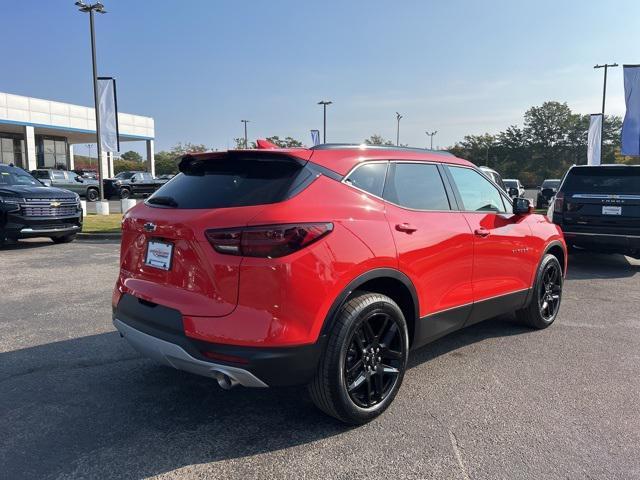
[213, 371, 239, 390]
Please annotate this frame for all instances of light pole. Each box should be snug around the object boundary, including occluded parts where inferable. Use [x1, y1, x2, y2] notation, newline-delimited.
[425, 130, 438, 150]
[241, 120, 250, 148]
[396, 112, 403, 146]
[76, 1, 106, 200]
[317, 100, 332, 143]
[594, 63, 619, 159]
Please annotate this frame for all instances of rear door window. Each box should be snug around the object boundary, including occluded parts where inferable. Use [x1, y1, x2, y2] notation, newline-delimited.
[344, 162, 387, 197]
[149, 158, 309, 209]
[562, 167, 640, 194]
[383, 162, 451, 210]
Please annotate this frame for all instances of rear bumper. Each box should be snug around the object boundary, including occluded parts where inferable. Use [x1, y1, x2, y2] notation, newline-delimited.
[563, 231, 640, 254]
[113, 293, 325, 387]
[113, 318, 268, 388]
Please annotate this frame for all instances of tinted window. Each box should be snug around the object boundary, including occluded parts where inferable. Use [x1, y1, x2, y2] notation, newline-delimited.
[384, 163, 450, 210]
[542, 180, 560, 189]
[116, 172, 135, 180]
[33, 170, 49, 179]
[51, 170, 65, 180]
[449, 166, 507, 213]
[149, 159, 308, 209]
[561, 167, 640, 194]
[504, 180, 517, 189]
[345, 162, 387, 197]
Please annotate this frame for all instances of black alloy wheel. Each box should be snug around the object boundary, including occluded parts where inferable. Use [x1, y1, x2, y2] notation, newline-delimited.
[344, 311, 404, 408]
[538, 260, 562, 321]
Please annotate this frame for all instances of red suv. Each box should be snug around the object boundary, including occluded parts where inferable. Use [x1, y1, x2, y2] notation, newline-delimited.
[113, 144, 566, 424]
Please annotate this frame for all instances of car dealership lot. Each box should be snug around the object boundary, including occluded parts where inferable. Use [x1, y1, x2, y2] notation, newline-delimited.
[1, 240, 639, 479]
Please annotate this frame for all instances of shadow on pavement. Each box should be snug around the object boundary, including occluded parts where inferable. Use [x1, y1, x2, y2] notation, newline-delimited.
[1, 315, 529, 479]
[567, 251, 639, 280]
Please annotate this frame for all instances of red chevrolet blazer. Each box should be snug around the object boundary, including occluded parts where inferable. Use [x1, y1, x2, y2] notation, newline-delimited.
[113, 143, 566, 424]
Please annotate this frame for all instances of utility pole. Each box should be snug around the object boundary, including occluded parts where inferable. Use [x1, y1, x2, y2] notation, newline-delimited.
[425, 130, 438, 150]
[317, 100, 332, 143]
[241, 120, 250, 148]
[594, 63, 619, 159]
[76, 1, 107, 200]
[396, 112, 403, 146]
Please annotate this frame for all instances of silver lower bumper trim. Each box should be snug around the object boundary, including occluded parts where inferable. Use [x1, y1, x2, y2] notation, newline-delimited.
[20, 225, 80, 234]
[113, 318, 268, 388]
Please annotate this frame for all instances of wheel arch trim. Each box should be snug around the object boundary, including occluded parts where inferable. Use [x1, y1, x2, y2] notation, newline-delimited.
[320, 268, 420, 340]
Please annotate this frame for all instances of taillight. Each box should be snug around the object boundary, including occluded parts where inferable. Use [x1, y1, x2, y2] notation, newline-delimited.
[554, 192, 564, 212]
[205, 223, 333, 258]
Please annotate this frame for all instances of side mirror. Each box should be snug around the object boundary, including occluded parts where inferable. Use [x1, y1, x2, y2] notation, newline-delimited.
[76, 177, 83, 183]
[130, 176, 137, 183]
[513, 197, 532, 215]
[508, 187, 519, 197]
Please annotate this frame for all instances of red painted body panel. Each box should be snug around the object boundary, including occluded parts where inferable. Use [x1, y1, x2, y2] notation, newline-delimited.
[114, 146, 567, 350]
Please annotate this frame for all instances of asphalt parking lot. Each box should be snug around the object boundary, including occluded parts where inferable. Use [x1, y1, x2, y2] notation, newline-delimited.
[1, 239, 639, 479]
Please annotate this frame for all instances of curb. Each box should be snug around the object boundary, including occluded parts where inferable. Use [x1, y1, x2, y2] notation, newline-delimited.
[77, 232, 122, 240]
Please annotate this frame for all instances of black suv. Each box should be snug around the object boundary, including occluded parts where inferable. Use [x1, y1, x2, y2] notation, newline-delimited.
[0, 164, 82, 245]
[551, 165, 640, 258]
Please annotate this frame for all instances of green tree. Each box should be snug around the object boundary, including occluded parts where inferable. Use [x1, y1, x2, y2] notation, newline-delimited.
[114, 159, 144, 174]
[233, 137, 257, 149]
[265, 136, 304, 148]
[364, 134, 394, 146]
[120, 150, 143, 162]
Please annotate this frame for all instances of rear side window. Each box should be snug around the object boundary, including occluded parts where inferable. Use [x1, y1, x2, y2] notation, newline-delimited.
[449, 166, 507, 213]
[51, 170, 65, 180]
[344, 162, 387, 197]
[384, 163, 450, 210]
[149, 159, 309, 209]
[33, 170, 49, 179]
[562, 167, 640, 194]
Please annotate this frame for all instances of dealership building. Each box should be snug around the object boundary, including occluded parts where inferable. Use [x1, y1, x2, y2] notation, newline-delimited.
[0, 91, 155, 177]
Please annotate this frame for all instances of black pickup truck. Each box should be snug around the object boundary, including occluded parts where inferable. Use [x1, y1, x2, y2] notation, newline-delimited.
[103, 171, 167, 199]
[0, 164, 82, 245]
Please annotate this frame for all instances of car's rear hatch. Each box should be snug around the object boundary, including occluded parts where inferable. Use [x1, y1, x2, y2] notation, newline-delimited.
[559, 166, 640, 235]
[119, 149, 314, 317]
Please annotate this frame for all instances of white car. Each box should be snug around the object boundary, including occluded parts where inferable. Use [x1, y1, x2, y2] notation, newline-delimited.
[504, 178, 525, 198]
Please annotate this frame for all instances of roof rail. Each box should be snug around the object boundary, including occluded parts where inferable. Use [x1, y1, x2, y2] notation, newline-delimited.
[310, 143, 454, 156]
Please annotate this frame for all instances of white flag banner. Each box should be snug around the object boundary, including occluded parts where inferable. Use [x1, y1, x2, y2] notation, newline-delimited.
[97, 77, 120, 153]
[587, 114, 602, 165]
[310, 129, 320, 146]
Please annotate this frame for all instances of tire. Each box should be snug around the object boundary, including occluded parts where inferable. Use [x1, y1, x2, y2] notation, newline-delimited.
[119, 188, 131, 199]
[52, 234, 76, 244]
[516, 254, 563, 329]
[86, 188, 99, 202]
[308, 292, 409, 424]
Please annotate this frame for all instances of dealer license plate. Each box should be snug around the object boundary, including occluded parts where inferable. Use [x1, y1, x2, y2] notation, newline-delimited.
[602, 206, 622, 216]
[145, 240, 173, 270]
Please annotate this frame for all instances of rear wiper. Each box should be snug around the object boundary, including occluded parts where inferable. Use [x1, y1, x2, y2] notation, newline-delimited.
[147, 196, 178, 207]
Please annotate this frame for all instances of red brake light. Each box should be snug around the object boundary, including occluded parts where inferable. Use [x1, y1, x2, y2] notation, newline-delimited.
[554, 192, 564, 212]
[206, 223, 333, 258]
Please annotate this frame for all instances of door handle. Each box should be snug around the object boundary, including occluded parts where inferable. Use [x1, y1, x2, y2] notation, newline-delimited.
[395, 223, 418, 233]
[474, 228, 490, 237]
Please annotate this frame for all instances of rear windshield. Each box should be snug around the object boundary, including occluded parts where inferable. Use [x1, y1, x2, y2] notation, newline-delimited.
[562, 167, 640, 194]
[504, 180, 517, 188]
[147, 159, 310, 209]
[542, 180, 560, 189]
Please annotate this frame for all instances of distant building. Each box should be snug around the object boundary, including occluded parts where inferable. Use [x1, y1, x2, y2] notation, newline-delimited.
[0, 91, 155, 177]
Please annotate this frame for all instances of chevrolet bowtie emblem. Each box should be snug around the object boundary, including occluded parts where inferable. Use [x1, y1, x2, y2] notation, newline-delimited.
[50, 201, 61, 207]
[144, 222, 157, 232]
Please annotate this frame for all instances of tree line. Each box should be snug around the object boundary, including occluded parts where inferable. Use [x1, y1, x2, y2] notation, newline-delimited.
[77, 100, 637, 180]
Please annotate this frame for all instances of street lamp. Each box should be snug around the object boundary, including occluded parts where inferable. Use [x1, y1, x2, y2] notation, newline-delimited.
[425, 130, 438, 150]
[241, 120, 250, 149]
[317, 100, 332, 143]
[396, 112, 403, 146]
[76, 1, 107, 201]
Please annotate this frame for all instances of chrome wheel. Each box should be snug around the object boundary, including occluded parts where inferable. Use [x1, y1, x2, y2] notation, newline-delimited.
[539, 262, 562, 321]
[344, 311, 405, 408]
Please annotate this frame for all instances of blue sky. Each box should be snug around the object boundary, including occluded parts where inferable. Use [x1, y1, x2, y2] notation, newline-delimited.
[2, 0, 639, 155]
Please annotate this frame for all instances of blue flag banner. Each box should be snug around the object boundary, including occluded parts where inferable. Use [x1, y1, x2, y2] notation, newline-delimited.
[310, 129, 320, 146]
[621, 65, 640, 156]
